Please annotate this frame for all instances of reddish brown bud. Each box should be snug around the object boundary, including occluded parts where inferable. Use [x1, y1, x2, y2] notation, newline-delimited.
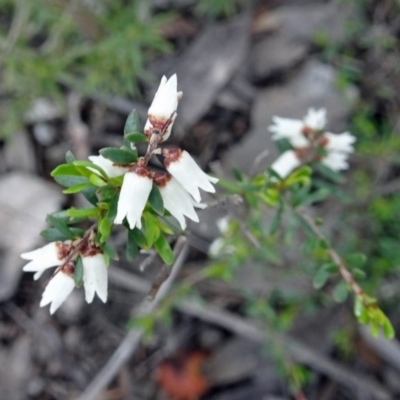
[152, 172, 172, 187]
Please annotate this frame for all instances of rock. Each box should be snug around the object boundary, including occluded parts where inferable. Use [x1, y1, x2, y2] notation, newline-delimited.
[160, 11, 251, 137]
[4, 130, 37, 172]
[223, 59, 358, 174]
[0, 172, 63, 300]
[250, 1, 357, 81]
[250, 33, 308, 82]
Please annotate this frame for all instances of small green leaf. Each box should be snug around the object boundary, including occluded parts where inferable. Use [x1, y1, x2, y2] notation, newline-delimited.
[74, 257, 84, 287]
[65, 151, 75, 164]
[99, 216, 112, 243]
[125, 132, 148, 143]
[81, 186, 98, 206]
[67, 207, 99, 219]
[148, 184, 164, 215]
[51, 164, 81, 177]
[63, 182, 92, 194]
[100, 147, 137, 164]
[313, 268, 330, 289]
[129, 227, 148, 248]
[345, 253, 367, 268]
[143, 213, 161, 247]
[333, 281, 348, 303]
[46, 214, 74, 239]
[107, 195, 119, 221]
[383, 317, 395, 339]
[101, 242, 119, 263]
[40, 227, 85, 242]
[124, 109, 140, 135]
[98, 185, 117, 201]
[127, 231, 139, 262]
[354, 295, 364, 317]
[320, 262, 339, 274]
[73, 160, 106, 177]
[155, 234, 174, 265]
[89, 173, 107, 187]
[54, 175, 89, 188]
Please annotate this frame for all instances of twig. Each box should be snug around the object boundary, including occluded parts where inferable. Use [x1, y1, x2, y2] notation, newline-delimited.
[297, 209, 364, 297]
[76, 238, 189, 400]
[177, 301, 391, 400]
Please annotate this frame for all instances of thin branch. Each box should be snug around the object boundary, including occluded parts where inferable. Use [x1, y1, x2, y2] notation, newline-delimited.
[76, 238, 189, 400]
[297, 210, 364, 297]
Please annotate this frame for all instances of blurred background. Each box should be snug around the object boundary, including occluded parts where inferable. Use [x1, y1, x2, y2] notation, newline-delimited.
[1, 0, 400, 399]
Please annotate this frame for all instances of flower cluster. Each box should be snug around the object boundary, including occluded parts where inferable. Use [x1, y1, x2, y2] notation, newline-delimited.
[95, 75, 218, 230]
[21, 74, 218, 314]
[21, 238, 107, 314]
[268, 108, 356, 178]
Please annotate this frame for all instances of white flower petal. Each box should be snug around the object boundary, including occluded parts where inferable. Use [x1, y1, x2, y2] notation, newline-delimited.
[303, 108, 326, 130]
[322, 151, 349, 171]
[114, 172, 153, 229]
[270, 151, 301, 179]
[82, 253, 108, 303]
[159, 178, 200, 230]
[166, 151, 218, 202]
[88, 155, 129, 178]
[40, 272, 75, 314]
[269, 116, 309, 147]
[324, 132, 356, 153]
[148, 74, 178, 121]
[21, 242, 65, 275]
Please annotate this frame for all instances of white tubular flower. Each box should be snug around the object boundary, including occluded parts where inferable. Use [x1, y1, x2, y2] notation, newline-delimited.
[270, 151, 301, 179]
[145, 74, 181, 142]
[114, 167, 153, 229]
[323, 132, 356, 153]
[88, 155, 129, 178]
[322, 152, 350, 171]
[40, 270, 75, 314]
[154, 174, 200, 230]
[21, 241, 71, 280]
[303, 108, 326, 131]
[82, 253, 108, 304]
[163, 148, 218, 202]
[269, 116, 309, 147]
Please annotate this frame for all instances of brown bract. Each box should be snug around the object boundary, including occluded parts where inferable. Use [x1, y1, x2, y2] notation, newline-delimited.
[152, 172, 171, 187]
[162, 148, 182, 168]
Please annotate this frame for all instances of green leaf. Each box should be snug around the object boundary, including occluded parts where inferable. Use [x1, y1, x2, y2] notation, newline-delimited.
[107, 195, 119, 221]
[74, 257, 84, 287]
[65, 151, 75, 164]
[67, 207, 99, 219]
[127, 230, 139, 262]
[81, 186, 98, 206]
[383, 317, 395, 339]
[354, 295, 364, 317]
[54, 175, 89, 188]
[99, 216, 113, 243]
[129, 227, 148, 248]
[270, 203, 284, 234]
[100, 147, 137, 164]
[63, 182, 92, 194]
[143, 213, 161, 247]
[345, 253, 367, 269]
[101, 243, 119, 264]
[333, 281, 348, 303]
[89, 173, 107, 187]
[155, 234, 174, 265]
[40, 227, 85, 242]
[320, 262, 339, 274]
[73, 160, 106, 177]
[98, 185, 117, 201]
[51, 164, 81, 177]
[125, 132, 148, 143]
[46, 214, 75, 239]
[313, 268, 330, 289]
[124, 109, 140, 135]
[148, 184, 164, 215]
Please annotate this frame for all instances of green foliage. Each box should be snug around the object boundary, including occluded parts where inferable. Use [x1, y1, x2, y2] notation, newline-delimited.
[0, 0, 173, 138]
